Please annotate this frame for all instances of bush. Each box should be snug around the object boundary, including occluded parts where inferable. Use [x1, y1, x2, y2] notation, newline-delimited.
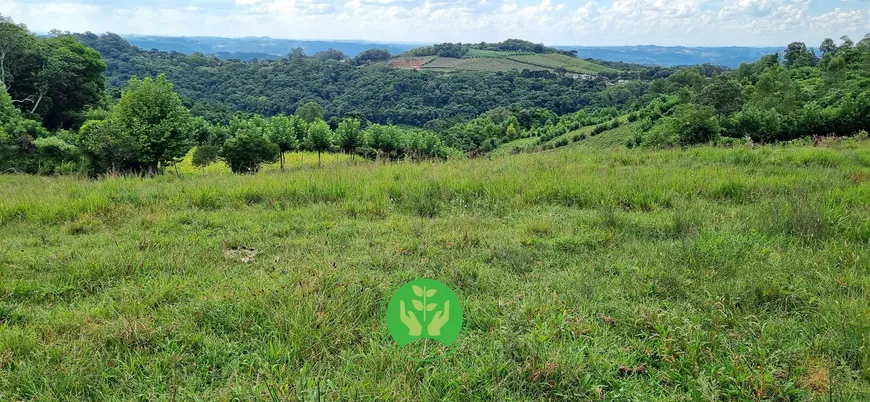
[729, 106, 782, 143]
[219, 126, 279, 173]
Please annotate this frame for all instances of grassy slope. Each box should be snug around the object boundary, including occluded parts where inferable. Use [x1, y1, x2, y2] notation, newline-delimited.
[489, 137, 540, 157]
[1, 144, 869, 399]
[423, 57, 550, 72]
[420, 51, 617, 74]
[175, 150, 353, 176]
[509, 54, 620, 74]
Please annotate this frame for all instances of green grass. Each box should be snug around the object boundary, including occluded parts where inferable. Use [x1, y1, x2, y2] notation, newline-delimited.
[422, 57, 551, 73]
[1, 143, 869, 400]
[571, 119, 643, 149]
[509, 54, 620, 74]
[463, 49, 534, 58]
[419, 53, 615, 75]
[489, 137, 540, 157]
[175, 150, 353, 176]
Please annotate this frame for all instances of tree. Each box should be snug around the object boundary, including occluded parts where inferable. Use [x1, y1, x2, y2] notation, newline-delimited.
[191, 145, 219, 173]
[823, 55, 847, 87]
[506, 123, 518, 140]
[0, 15, 34, 89]
[336, 118, 363, 158]
[28, 35, 106, 130]
[0, 85, 17, 126]
[699, 75, 743, 119]
[306, 120, 332, 167]
[783, 42, 817, 68]
[313, 49, 346, 61]
[295, 101, 324, 124]
[267, 114, 299, 170]
[78, 119, 139, 174]
[219, 122, 279, 173]
[0, 20, 105, 130]
[819, 38, 837, 56]
[730, 106, 783, 143]
[113, 74, 192, 173]
[366, 124, 403, 161]
[354, 49, 391, 64]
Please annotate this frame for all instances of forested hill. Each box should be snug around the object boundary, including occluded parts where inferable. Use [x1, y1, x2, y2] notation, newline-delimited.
[123, 35, 420, 60]
[73, 33, 683, 127]
[120, 35, 783, 67]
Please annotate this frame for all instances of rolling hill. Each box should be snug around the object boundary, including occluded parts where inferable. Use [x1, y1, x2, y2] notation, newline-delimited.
[390, 50, 619, 75]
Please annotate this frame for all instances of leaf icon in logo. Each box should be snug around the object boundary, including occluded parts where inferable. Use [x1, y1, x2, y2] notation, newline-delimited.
[426, 303, 436, 311]
[427, 289, 437, 297]
[412, 286, 424, 297]
[412, 300, 424, 311]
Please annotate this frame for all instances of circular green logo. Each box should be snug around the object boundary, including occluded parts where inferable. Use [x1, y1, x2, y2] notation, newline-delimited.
[384, 279, 465, 360]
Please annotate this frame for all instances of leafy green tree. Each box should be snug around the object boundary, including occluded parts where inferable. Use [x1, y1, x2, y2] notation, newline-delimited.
[306, 120, 332, 167]
[28, 36, 106, 130]
[295, 101, 324, 124]
[114, 74, 192, 173]
[421, 132, 442, 159]
[506, 123, 518, 140]
[730, 106, 783, 143]
[191, 145, 219, 173]
[783, 42, 817, 68]
[78, 119, 139, 174]
[354, 49, 391, 64]
[819, 38, 837, 56]
[823, 55, 847, 87]
[699, 75, 743, 119]
[0, 15, 35, 89]
[33, 135, 79, 174]
[0, 85, 18, 126]
[336, 118, 363, 158]
[219, 122, 279, 173]
[267, 114, 299, 170]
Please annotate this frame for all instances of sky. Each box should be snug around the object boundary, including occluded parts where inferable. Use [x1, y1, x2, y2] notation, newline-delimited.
[1, 0, 868, 46]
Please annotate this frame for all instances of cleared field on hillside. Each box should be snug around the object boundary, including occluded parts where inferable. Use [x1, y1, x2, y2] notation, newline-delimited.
[1, 143, 868, 400]
[509, 54, 620, 74]
[388, 56, 436, 69]
[422, 57, 551, 72]
[463, 49, 534, 58]
[415, 51, 619, 74]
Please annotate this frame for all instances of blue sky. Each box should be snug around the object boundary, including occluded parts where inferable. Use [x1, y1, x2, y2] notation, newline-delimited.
[1, 0, 868, 46]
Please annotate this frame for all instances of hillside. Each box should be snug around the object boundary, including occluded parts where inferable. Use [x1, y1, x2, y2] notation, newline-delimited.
[2, 142, 868, 399]
[559, 45, 785, 67]
[114, 36, 785, 66]
[390, 50, 619, 75]
[123, 35, 419, 59]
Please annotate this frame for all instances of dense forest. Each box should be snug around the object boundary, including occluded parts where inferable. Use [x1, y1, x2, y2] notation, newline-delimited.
[0, 13, 868, 176]
[73, 33, 630, 126]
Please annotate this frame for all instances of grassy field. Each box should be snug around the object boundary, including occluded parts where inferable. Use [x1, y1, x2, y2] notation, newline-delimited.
[1, 143, 869, 400]
[418, 52, 617, 75]
[422, 57, 551, 73]
[463, 49, 534, 58]
[508, 54, 620, 74]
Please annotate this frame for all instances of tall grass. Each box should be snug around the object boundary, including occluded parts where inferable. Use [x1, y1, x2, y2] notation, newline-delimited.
[0, 142, 868, 399]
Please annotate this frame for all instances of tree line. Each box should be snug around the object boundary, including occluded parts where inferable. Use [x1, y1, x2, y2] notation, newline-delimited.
[2, 12, 868, 176]
[622, 36, 870, 147]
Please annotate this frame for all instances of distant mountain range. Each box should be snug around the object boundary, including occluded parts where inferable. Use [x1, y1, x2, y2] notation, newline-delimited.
[123, 35, 421, 61]
[122, 35, 784, 67]
[557, 45, 783, 68]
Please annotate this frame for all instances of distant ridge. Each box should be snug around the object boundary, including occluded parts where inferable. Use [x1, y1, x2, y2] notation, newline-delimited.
[557, 45, 784, 67]
[121, 35, 785, 67]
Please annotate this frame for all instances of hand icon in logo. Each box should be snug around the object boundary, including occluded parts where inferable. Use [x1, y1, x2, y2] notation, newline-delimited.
[427, 300, 450, 336]
[399, 300, 422, 336]
[386, 279, 463, 352]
